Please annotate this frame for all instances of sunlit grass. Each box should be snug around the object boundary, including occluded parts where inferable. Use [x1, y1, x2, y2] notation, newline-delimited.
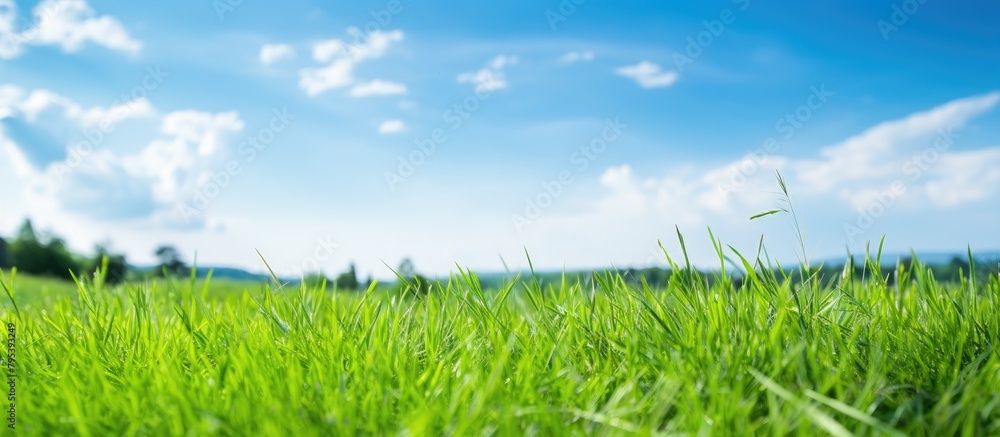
[2, 236, 999, 436]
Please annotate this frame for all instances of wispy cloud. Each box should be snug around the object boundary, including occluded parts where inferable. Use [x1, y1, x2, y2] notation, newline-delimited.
[299, 29, 405, 97]
[547, 92, 1000, 235]
[349, 79, 407, 97]
[377, 119, 405, 134]
[457, 55, 518, 93]
[615, 61, 678, 89]
[558, 50, 594, 64]
[259, 43, 295, 65]
[793, 91, 1000, 197]
[0, 0, 141, 59]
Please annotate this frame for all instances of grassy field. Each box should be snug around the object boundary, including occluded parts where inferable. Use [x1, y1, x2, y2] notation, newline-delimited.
[2, 244, 999, 436]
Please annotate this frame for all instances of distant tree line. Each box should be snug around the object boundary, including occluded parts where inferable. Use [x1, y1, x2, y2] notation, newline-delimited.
[0, 220, 126, 283]
[0, 219, 430, 293]
[4, 218, 992, 291]
[304, 257, 430, 295]
[0, 219, 193, 285]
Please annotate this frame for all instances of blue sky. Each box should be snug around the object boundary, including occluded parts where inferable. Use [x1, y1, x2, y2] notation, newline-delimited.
[1, 0, 998, 279]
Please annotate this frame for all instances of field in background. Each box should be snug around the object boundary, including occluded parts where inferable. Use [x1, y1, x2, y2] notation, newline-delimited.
[2, 245, 999, 435]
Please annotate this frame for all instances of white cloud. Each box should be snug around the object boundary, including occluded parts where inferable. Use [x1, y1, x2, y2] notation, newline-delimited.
[558, 50, 594, 64]
[377, 119, 405, 134]
[1, 84, 154, 128]
[298, 29, 405, 97]
[349, 80, 407, 97]
[0, 134, 35, 178]
[793, 91, 1000, 195]
[312, 39, 346, 63]
[0, 0, 141, 59]
[300, 58, 355, 96]
[344, 28, 403, 61]
[489, 55, 517, 70]
[549, 92, 1000, 237]
[0, 1, 20, 59]
[615, 61, 678, 89]
[259, 43, 295, 65]
[10, 87, 77, 120]
[116, 110, 243, 205]
[157, 110, 243, 158]
[78, 98, 154, 127]
[457, 55, 518, 93]
[0, 86, 245, 228]
[596, 165, 648, 217]
[923, 149, 1000, 207]
[457, 69, 506, 93]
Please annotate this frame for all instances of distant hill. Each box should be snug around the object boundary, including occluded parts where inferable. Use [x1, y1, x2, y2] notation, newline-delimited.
[466, 249, 1000, 289]
[130, 264, 277, 282]
[820, 250, 1000, 268]
[123, 249, 1000, 288]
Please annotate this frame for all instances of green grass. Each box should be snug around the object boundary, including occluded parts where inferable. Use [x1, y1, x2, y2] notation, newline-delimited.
[0, 273, 257, 310]
[2, 242, 999, 436]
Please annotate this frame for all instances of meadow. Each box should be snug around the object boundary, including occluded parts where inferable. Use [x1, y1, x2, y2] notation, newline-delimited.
[2, 241, 999, 436]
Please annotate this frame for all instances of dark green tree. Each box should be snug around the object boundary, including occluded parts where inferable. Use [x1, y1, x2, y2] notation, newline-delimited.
[334, 263, 359, 291]
[8, 220, 45, 274]
[42, 237, 80, 280]
[16, 219, 38, 243]
[303, 272, 330, 289]
[90, 245, 128, 285]
[398, 257, 415, 277]
[154, 245, 187, 277]
[7, 219, 80, 280]
[0, 236, 8, 269]
[394, 258, 431, 295]
[949, 256, 970, 271]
